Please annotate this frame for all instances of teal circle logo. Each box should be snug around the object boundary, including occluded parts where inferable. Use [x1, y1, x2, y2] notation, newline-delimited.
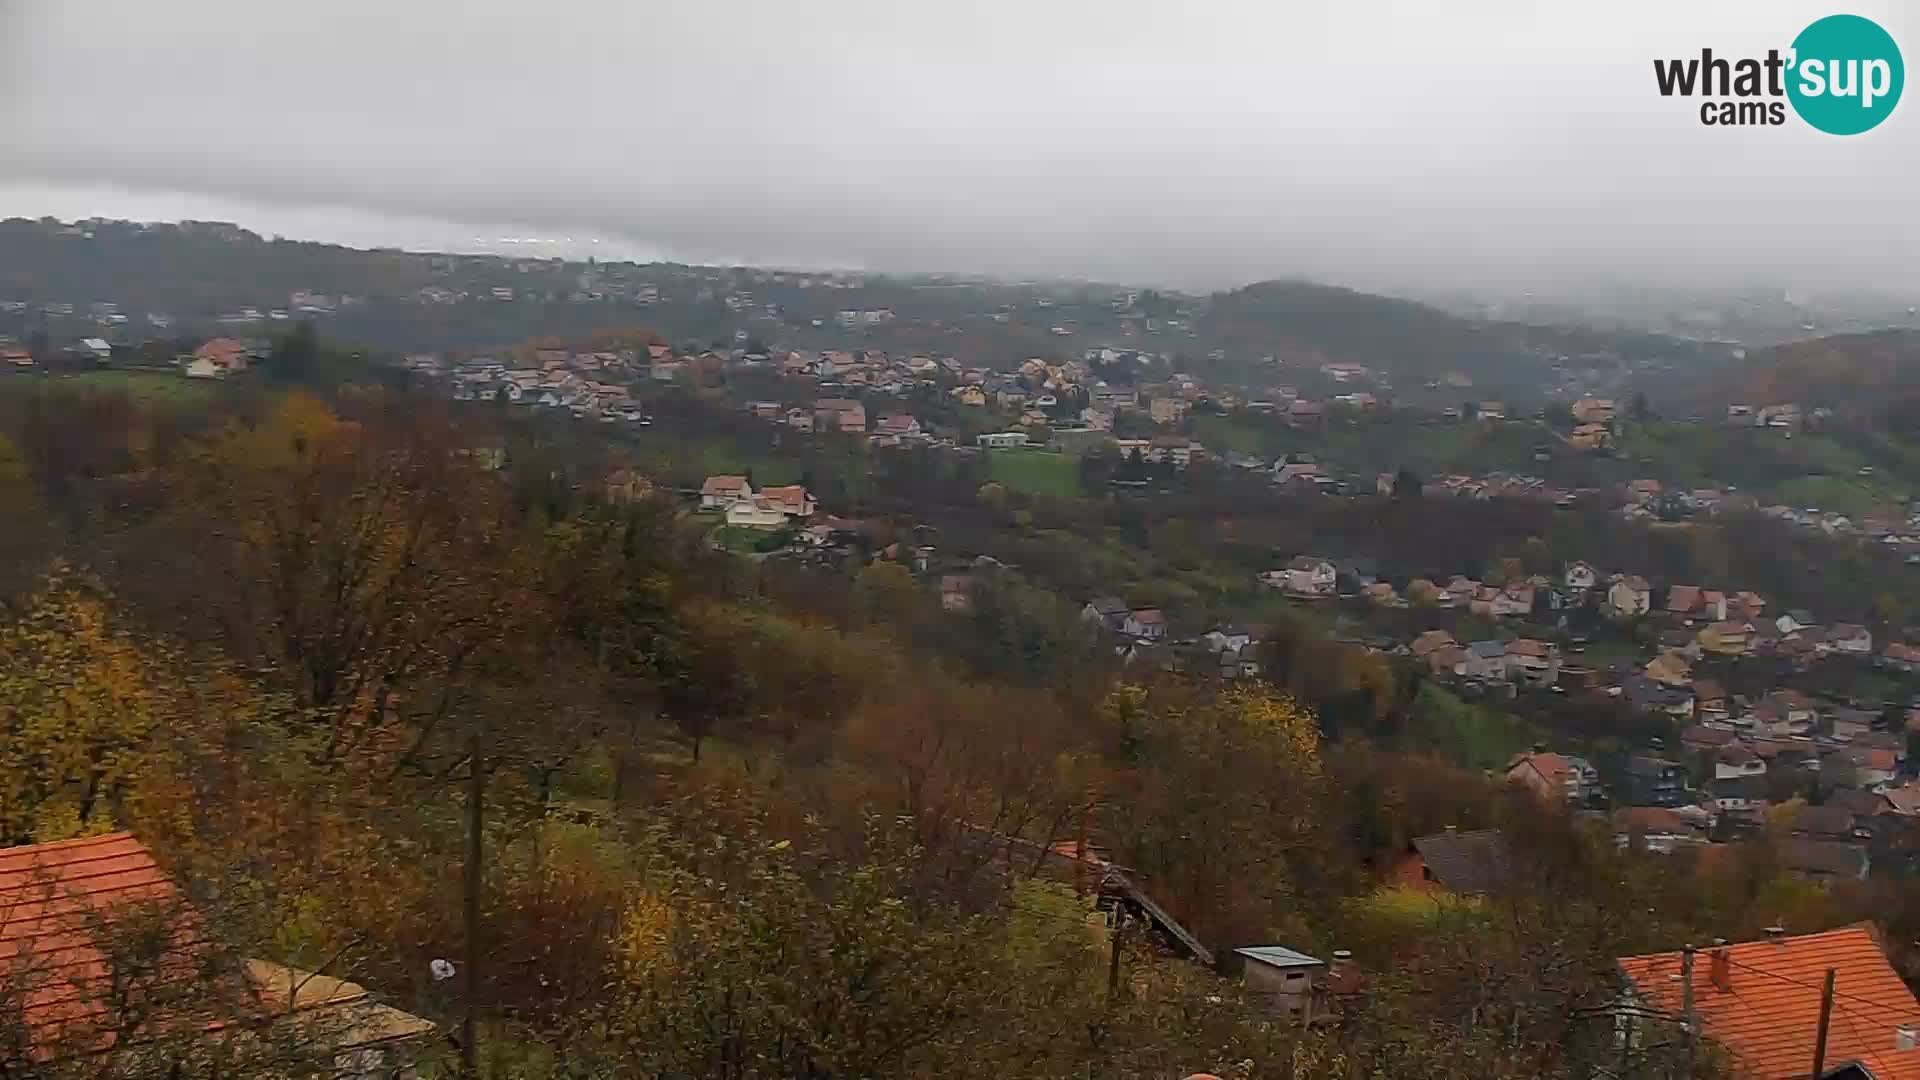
[1787, 14, 1903, 134]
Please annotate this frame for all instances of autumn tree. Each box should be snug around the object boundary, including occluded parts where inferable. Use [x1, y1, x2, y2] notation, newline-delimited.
[1101, 682, 1325, 945]
[0, 569, 171, 845]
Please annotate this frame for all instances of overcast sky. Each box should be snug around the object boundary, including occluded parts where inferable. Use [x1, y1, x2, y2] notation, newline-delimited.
[3, 1, 1917, 296]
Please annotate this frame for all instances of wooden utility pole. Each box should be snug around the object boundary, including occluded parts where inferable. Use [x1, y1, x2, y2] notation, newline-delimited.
[1681, 944, 1697, 1071]
[1811, 967, 1836, 1079]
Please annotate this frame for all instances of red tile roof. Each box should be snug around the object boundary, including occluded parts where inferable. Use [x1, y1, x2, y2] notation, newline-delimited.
[1619, 926, 1920, 1079]
[0, 833, 204, 1058]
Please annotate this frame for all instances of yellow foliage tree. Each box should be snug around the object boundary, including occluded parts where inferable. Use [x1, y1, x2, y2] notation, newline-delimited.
[0, 569, 170, 844]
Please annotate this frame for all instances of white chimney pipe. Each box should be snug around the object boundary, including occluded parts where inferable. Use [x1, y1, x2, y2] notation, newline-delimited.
[1898, 1025, 1918, 1052]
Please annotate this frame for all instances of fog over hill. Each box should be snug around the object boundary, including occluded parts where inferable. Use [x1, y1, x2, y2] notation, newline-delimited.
[6, 1, 1920, 301]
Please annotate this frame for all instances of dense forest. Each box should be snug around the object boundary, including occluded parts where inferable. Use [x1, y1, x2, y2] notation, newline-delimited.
[3, 345, 1919, 1079]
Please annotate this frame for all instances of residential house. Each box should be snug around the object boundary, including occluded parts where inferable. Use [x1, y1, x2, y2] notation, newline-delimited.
[1409, 630, 1459, 663]
[814, 398, 867, 433]
[1234, 946, 1325, 1022]
[1563, 561, 1600, 592]
[1570, 397, 1616, 424]
[1884, 783, 1920, 816]
[976, 431, 1027, 448]
[783, 408, 816, 432]
[699, 474, 754, 511]
[1273, 461, 1326, 488]
[1627, 755, 1690, 807]
[952, 385, 987, 406]
[192, 336, 249, 375]
[1460, 640, 1508, 680]
[1201, 626, 1255, 654]
[757, 485, 816, 519]
[1681, 724, 1741, 755]
[1829, 707, 1878, 743]
[184, 355, 228, 379]
[1149, 397, 1188, 425]
[1442, 576, 1481, 609]
[1753, 691, 1817, 736]
[1881, 641, 1920, 673]
[1829, 744, 1899, 788]
[1612, 807, 1707, 852]
[1147, 436, 1198, 468]
[1644, 651, 1694, 688]
[1776, 610, 1817, 635]
[1829, 623, 1874, 655]
[1665, 584, 1713, 620]
[1710, 775, 1772, 819]
[724, 498, 792, 530]
[1568, 423, 1614, 451]
[1623, 675, 1694, 720]
[1504, 638, 1560, 685]
[1616, 927, 1920, 1078]
[1713, 743, 1767, 781]
[1081, 596, 1129, 632]
[1275, 557, 1337, 598]
[1606, 575, 1652, 618]
[1388, 828, 1512, 895]
[1287, 399, 1325, 423]
[1693, 678, 1730, 722]
[1478, 582, 1536, 618]
[0, 833, 433, 1073]
[1, 345, 33, 369]
[1427, 644, 1470, 677]
[1123, 608, 1168, 640]
[1362, 581, 1404, 607]
[1505, 750, 1589, 804]
[1696, 620, 1755, 657]
[875, 415, 922, 438]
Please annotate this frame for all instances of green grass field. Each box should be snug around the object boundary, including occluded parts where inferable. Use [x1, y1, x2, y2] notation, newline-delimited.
[986, 448, 1081, 497]
[0, 369, 224, 407]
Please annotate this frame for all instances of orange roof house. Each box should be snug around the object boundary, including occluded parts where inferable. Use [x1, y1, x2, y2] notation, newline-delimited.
[0, 832, 203, 1058]
[1618, 926, 1920, 1079]
[192, 337, 249, 373]
[0, 833, 430, 1071]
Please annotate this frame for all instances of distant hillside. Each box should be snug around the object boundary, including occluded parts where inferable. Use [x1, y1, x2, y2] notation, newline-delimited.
[1198, 280, 1714, 403]
[1711, 329, 1920, 412]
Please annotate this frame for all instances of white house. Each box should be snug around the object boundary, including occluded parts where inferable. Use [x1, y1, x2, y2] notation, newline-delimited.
[725, 499, 789, 530]
[1606, 575, 1652, 618]
[977, 432, 1028, 449]
[700, 475, 754, 511]
[1122, 608, 1167, 640]
[184, 356, 226, 379]
[1564, 561, 1599, 591]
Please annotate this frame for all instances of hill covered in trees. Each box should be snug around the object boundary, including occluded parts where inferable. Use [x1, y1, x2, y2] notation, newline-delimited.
[2, 342, 1915, 1077]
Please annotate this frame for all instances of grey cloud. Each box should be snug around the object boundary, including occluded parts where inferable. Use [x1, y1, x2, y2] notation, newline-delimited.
[3, 0, 1918, 295]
